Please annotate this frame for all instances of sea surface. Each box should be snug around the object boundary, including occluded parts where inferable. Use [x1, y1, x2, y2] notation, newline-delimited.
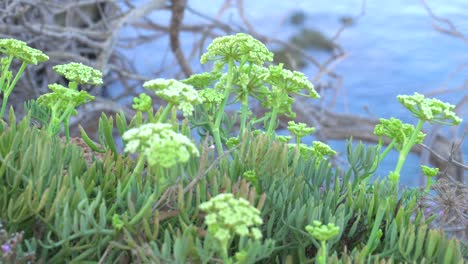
[113, 0, 467, 186]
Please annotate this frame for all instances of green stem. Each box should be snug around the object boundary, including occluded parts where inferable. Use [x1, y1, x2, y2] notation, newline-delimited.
[213, 59, 235, 156]
[0, 56, 14, 92]
[69, 81, 78, 90]
[392, 119, 425, 183]
[239, 86, 249, 135]
[378, 139, 396, 163]
[63, 118, 70, 142]
[158, 102, 174, 123]
[0, 59, 26, 117]
[317, 240, 327, 264]
[122, 156, 145, 195]
[266, 107, 279, 136]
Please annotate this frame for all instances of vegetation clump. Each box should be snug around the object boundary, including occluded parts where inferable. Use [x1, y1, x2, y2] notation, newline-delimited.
[0, 34, 466, 263]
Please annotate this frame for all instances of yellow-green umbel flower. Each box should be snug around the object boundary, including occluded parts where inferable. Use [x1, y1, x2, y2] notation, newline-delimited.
[199, 193, 263, 245]
[198, 88, 225, 105]
[181, 71, 221, 89]
[0, 38, 48, 117]
[53, 62, 103, 88]
[37, 83, 95, 115]
[374, 117, 426, 151]
[397, 92, 462, 125]
[310, 141, 336, 159]
[132, 93, 152, 112]
[421, 165, 439, 191]
[143, 78, 202, 117]
[122, 123, 199, 168]
[200, 33, 274, 66]
[0, 38, 49, 65]
[306, 220, 340, 242]
[262, 63, 319, 99]
[37, 83, 94, 139]
[306, 220, 340, 264]
[288, 120, 315, 145]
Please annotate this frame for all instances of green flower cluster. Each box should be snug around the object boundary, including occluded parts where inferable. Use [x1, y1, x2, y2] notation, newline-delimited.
[374, 117, 426, 150]
[306, 220, 340, 242]
[200, 33, 273, 66]
[421, 165, 439, 191]
[143, 78, 202, 117]
[287, 121, 315, 144]
[261, 64, 319, 99]
[397, 92, 462, 125]
[0, 38, 48, 65]
[199, 193, 263, 244]
[122, 123, 199, 168]
[36, 62, 101, 140]
[197, 88, 224, 105]
[37, 83, 94, 116]
[132, 93, 152, 112]
[421, 165, 438, 177]
[182, 72, 221, 89]
[0, 38, 49, 117]
[53, 62, 103, 87]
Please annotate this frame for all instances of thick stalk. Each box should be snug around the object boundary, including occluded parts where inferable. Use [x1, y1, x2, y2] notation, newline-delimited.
[392, 119, 425, 182]
[266, 107, 279, 136]
[213, 59, 235, 156]
[157, 102, 174, 123]
[239, 86, 249, 135]
[0, 58, 23, 117]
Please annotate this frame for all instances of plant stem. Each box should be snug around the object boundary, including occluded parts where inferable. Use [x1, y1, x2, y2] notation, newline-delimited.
[266, 107, 278, 136]
[0, 59, 25, 117]
[158, 102, 174, 123]
[213, 59, 235, 156]
[239, 86, 249, 135]
[392, 119, 425, 183]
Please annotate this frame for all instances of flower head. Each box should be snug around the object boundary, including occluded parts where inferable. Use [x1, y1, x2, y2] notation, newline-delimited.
[199, 193, 263, 243]
[287, 121, 316, 139]
[53, 62, 103, 86]
[421, 165, 439, 178]
[310, 141, 336, 159]
[306, 220, 340, 241]
[374, 117, 426, 150]
[143, 78, 202, 117]
[397, 92, 462, 125]
[132, 93, 152, 112]
[1, 243, 10, 254]
[0, 38, 48, 64]
[198, 88, 225, 105]
[200, 33, 273, 66]
[261, 63, 319, 98]
[122, 123, 199, 168]
[37, 83, 94, 115]
[182, 72, 221, 89]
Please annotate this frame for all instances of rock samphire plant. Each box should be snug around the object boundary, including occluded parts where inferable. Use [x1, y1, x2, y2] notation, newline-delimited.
[0, 34, 465, 263]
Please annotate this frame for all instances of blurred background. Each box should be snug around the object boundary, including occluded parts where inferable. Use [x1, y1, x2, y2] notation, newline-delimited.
[0, 0, 466, 187]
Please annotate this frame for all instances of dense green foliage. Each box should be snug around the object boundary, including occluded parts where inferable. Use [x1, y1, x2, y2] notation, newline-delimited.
[0, 35, 466, 263]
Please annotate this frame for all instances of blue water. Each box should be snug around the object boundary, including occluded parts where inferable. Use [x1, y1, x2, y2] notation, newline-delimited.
[112, 0, 467, 186]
